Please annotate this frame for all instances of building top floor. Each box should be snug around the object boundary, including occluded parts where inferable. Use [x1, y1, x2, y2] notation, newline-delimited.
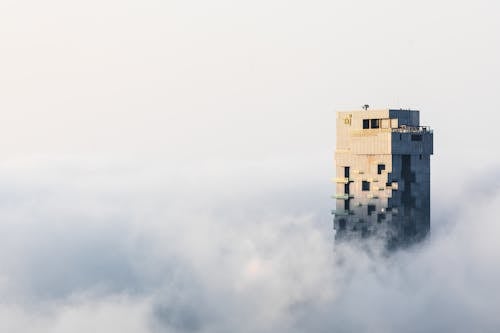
[337, 109, 427, 130]
[336, 108, 433, 155]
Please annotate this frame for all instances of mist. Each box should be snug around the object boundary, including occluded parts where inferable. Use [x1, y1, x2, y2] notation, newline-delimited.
[2, 0, 500, 332]
[0, 156, 499, 333]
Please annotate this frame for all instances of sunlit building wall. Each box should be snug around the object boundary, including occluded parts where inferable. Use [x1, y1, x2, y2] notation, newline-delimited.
[333, 108, 433, 247]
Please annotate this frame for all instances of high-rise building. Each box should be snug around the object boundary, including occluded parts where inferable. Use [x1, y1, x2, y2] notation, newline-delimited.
[333, 108, 433, 247]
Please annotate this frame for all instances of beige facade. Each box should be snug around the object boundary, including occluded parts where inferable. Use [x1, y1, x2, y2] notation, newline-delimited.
[333, 109, 433, 247]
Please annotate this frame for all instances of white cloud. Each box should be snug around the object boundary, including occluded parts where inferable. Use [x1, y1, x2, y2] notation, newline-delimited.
[0, 158, 499, 332]
[0, 0, 499, 331]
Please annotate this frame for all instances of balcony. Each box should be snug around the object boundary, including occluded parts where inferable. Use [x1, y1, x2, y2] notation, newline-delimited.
[385, 181, 398, 190]
[332, 194, 354, 200]
[331, 209, 353, 216]
[333, 177, 352, 184]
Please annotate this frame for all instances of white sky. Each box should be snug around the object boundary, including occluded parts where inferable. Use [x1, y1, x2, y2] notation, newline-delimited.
[1, 0, 499, 192]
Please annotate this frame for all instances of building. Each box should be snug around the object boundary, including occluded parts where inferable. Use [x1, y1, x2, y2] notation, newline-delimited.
[332, 108, 433, 247]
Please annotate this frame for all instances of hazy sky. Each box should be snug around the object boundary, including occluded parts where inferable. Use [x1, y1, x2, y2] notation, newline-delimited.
[1, 1, 500, 332]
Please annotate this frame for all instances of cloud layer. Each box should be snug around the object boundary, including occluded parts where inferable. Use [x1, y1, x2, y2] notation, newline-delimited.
[1, 157, 499, 333]
[1, 0, 500, 331]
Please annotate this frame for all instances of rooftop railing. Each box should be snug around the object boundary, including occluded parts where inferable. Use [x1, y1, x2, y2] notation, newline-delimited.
[391, 125, 433, 133]
[350, 126, 433, 136]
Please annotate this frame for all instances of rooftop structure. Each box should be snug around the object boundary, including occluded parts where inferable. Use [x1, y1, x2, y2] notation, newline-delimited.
[332, 108, 433, 248]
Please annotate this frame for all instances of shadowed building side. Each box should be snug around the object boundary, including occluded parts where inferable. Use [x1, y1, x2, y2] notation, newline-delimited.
[332, 108, 433, 248]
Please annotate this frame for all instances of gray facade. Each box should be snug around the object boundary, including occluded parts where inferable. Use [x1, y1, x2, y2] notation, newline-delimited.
[332, 109, 433, 247]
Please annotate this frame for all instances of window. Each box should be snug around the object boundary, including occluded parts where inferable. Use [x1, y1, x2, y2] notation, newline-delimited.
[344, 166, 350, 178]
[344, 199, 350, 211]
[377, 164, 385, 175]
[371, 119, 380, 129]
[367, 204, 376, 216]
[419, 154, 423, 160]
[344, 183, 349, 194]
[363, 119, 369, 129]
[362, 181, 370, 191]
[411, 134, 422, 141]
[377, 213, 386, 223]
[399, 134, 402, 140]
[339, 219, 346, 230]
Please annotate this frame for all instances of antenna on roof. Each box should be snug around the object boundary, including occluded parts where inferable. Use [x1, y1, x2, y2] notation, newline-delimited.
[362, 104, 369, 110]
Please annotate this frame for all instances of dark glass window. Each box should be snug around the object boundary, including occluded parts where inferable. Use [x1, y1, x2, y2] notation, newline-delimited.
[363, 119, 369, 129]
[367, 204, 376, 216]
[344, 166, 350, 178]
[371, 119, 380, 129]
[377, 213, 386, 223]
[377, 164, 385, 174]
[362, 181, 370, 191]
[344, 183, 349, 194]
